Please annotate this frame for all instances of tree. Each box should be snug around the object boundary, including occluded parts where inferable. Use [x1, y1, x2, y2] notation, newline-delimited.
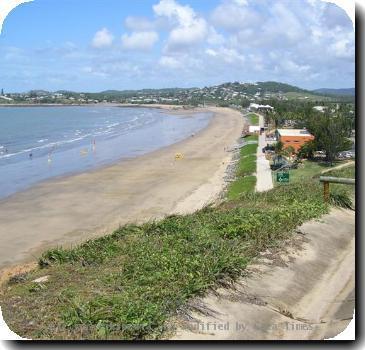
[241, 98, 250, 108]
[297, 140, 316, 160]
[274, 140, 284, 155]
[284, 145, 296, 158]
[307, 113, 352, 165]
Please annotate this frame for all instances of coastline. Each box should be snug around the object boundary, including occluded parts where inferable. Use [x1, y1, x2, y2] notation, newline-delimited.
[0, 107, 243, 275]
[0, 103, 194, 110]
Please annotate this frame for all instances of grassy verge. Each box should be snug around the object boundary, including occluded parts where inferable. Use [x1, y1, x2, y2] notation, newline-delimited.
[227, 176, 256, 199]
[247, 113, 259, 126]
[273, 160, 354, 185]
[273, 160, 355, 209]
[325, 164, 355, 208]
[227, 136, 258, 200]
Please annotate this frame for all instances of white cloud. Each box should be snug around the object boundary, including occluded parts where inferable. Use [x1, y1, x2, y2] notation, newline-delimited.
[205, 48, 218, 57]
[283, 60, 311, 74]
[211, 0, 259, 31]
[124, 16, 156, 31]
[153, 0, 209, 52]
[121, 31, 159, 51]
[233, 0, 248, 5]
[167, 18, 208, 50]
[205, 47, 245, 64]
[153, 0, 197, 26]
[92, 28, 114, 48]
[329, 36, 354, 58]
[159, 55, 181, 69]
[207, 27, 225, 46]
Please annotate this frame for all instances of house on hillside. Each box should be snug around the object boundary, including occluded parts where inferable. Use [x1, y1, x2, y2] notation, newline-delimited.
[0, 95, 13, 101]
[313, 106, 327, 113]
[249, 103, 274, 113]
[276, 129, 315, 152]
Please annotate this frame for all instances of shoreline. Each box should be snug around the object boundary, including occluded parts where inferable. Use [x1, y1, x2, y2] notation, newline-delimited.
[0, 105, 211, 201]
[0, 103, 196, 110]
[0, 107, 244, 275]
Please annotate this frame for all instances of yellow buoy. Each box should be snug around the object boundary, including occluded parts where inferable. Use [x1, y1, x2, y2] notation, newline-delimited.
[175, 153, 184, 160]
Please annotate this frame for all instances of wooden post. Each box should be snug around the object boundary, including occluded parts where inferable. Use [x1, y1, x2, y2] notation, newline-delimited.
[323, 181, 330, 202]
[319, 176, 355, 203]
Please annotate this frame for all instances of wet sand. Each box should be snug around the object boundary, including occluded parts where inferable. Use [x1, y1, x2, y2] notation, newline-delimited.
[0, 107, 243, 272]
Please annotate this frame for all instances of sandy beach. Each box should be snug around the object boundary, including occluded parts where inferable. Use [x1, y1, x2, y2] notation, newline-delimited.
[0, 107, 243, 273]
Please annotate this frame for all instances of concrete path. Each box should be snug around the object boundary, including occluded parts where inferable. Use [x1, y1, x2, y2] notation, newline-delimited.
[171, 208, 355, 340]
[256, 114, 273, 192]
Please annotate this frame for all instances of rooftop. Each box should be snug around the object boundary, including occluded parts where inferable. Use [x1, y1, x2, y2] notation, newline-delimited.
[277, 129, 313, 137]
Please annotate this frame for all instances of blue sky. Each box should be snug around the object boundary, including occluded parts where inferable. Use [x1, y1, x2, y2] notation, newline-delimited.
[0, 0, 355, 92]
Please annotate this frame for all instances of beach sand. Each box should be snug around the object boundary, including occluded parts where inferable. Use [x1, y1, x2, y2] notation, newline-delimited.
[0, 107, 243, 274]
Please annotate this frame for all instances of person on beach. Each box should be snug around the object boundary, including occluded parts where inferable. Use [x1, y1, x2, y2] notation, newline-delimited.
[29, 152, 33, 159]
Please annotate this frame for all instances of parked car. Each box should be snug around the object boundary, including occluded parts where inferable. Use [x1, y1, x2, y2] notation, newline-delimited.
[338, 151, 355, 159]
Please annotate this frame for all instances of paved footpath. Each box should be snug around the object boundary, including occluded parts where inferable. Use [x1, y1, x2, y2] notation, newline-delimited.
[256, 114, 273, 192]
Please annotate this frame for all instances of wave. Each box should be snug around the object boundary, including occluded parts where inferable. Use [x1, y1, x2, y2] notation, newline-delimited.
[0, 113, 157, 161]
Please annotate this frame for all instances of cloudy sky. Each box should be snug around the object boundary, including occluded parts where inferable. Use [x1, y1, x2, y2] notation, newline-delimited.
[0, 0, 355, 92]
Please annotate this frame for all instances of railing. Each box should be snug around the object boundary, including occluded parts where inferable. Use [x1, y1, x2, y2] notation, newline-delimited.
[319, 176, 356, 202]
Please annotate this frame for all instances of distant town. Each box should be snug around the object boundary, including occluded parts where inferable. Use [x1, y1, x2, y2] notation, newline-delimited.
[0, 81, 355, 107]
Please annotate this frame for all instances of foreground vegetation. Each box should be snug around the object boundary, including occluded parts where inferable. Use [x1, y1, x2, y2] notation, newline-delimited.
[1, 161, 341, 340]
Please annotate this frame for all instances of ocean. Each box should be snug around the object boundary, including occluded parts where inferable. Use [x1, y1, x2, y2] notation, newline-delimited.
[0, 106, 212, 199]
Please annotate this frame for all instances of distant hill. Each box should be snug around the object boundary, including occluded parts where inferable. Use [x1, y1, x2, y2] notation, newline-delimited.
[16, 82, 354, 103]
[313, 88, 355, 96]
[255, 81, 309, 94]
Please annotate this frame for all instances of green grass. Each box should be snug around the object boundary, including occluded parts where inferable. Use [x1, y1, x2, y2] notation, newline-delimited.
[237, 155, 257, 177]
[273, 160, 354, 185]
[240, 143, 258, 156]
[244, 135, 259, 142]
[227, 176, 256, 200]
[325, 164, 355, 208]
[282, 161, 326, 184]
[325, 164, 355, 179]
[247, 113, 259, 126]
[273, 161, 355, 209]
[227, 136, 258, 200]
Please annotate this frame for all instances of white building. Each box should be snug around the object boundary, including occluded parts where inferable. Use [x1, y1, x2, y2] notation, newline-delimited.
[313, 106, 327, 112]
[249, 103, 274, 112]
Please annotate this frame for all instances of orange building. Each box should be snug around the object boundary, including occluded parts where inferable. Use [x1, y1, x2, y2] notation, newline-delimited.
[277, 129, 315, 152]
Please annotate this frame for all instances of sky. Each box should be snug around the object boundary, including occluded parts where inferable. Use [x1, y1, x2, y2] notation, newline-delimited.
[0, 0, 355, 92]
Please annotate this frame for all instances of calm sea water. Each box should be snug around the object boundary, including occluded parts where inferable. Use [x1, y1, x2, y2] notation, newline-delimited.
[0, 106, 211, 199]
